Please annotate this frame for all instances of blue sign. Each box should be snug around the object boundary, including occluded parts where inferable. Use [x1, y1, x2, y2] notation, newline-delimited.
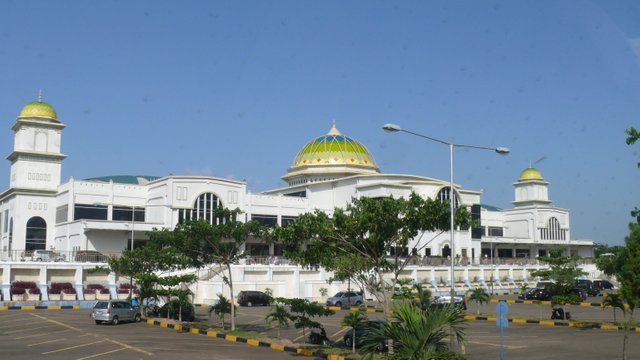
[497, 301, 509, 316]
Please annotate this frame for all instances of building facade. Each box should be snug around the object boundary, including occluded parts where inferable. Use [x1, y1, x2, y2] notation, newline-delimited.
[0, 99, 593, 264]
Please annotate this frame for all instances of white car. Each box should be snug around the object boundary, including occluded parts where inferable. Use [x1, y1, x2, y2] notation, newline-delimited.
[432, 295, 467, 310]
[32, 250, 64, 262]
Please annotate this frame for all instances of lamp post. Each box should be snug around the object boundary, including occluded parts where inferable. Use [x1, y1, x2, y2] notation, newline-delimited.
[382, 123, 509, 303]
[129, 206, 135, 302]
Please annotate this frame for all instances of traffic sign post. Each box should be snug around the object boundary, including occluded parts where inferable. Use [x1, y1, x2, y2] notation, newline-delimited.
[497, 301, 508, 360]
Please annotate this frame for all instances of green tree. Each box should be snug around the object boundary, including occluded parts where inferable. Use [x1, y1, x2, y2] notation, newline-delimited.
[275, 193, 468, 319]
[341, 310, 368, 353]
[414, 284, 432, 310]
[265, 302, 290, 338]
[278, 298, 334, 344]
[167, 209, 267, 330]
[209, 294, 236, 330]
[626, 127, 640, 222]
[360, 301, 467, 360]
[530, 248, 586, 297]
[601, 293, 625, 323]
[615, 223, 640, 360]
[466, 288, 489, 315]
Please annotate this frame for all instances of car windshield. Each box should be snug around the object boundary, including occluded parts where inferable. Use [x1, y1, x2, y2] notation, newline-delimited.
[94, 301, 108, 309]
[333, 292, 344, 297]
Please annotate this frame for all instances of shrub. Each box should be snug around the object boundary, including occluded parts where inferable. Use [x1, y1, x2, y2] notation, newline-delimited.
[28, 288, 41, 295]
[11, 281, 37, 289]
[50, 282, 73, 291]
[49, 287, 61, 294]
[99, 288, 110, 294]
[117, 288, 130, 294]
[10, 287, 26, 295]
[84, 288, 96, 294]
[62, 288, 76, 295]
[86, 284, 105, 290]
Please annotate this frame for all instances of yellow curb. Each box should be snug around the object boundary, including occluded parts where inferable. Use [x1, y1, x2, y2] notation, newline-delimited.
[206, 330, 217, 337]
[327, 306, 341, 311]
[47, 306, 62, 310]
[271, 343, 285, 351]
[487, 316, 497, 321]
[366, 308, 376, 313]
[600, 325, 619, 331]
[539, 321, 556, 326]
[512, 319, 527, 324]
[225, 335, 237, 342]
[490, 299, 498, 303]
[541, 301, 551, 305]
[636, 327, 640, 333]
[297, 348, 314, 356]
[160, 322, 168, 328]
[464, 315, 477, 320]
[0, 306, 8, 310]
[73, 305, 81, 309]
[247, 339, 260, 346]
[327, 355, 345, 360]
[579, 302, 592, 307]
[174, 324, 182, 331]
[190, 328, 200, 334]
[146, 319, 154, 325]
[505, 300, 516, 304]
[21, 306, 36, 310]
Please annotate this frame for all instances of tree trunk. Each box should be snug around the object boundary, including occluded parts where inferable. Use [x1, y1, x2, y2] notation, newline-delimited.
[352, 327, 356, 353]
[227, 263, 236, 331]
[378, 268, 393, 355]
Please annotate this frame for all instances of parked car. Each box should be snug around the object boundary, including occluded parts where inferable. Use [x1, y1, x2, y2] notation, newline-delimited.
[343, 320, 387, 350]
[523, 288, 553, 301]
[570, 287, 588, 301]
[593, 279, 615, 292]
[326, 291, 363, 307]
[518, 288, 542, 300]
[155, 301, 195, 321]
[32, 250, 64, 262]
[431, 295, 467, 310]
[237, 291, 272, 307]
[575, 279, 598, 297]
[75, 250, 108, 262]
[92, 300, 142, 325]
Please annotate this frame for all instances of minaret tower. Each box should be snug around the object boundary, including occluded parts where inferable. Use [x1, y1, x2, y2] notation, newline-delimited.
[512, 166, 551, 206]
[8, 92, 66, 191]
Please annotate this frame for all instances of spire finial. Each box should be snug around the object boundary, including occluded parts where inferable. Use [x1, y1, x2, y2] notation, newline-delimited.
[327, 120, 341, 136]
[38, 90, 43, 102]
[529, 160, 532, 168]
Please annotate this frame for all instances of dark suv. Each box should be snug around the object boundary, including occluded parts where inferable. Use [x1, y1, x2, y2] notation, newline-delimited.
[575, 279, 598, 297]
[237, 291, 272, 307]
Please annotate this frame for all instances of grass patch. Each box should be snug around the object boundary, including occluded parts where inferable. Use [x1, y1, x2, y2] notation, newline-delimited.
[226, 329, 263, 339]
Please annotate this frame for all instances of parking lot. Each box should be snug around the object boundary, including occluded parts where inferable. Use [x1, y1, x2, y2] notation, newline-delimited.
[1, 302, 639, 360]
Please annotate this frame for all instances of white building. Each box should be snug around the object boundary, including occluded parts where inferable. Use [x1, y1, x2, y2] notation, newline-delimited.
[0, 99, 593, 264]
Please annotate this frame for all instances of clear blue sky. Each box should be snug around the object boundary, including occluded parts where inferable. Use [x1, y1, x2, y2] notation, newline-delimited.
[1, 1, 639, 245]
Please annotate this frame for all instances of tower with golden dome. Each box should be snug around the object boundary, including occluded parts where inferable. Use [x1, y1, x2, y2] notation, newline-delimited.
[512, 166, 551, 206]
[8, 95, 66, 192]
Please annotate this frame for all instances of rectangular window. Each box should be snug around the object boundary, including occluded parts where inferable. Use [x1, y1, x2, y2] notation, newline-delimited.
[3, 210, 8, 232]
[251, 214, 278, 227]
[283, 191, 306, 198]
[56, 205, 68, 223]
[281, 216, 298, 228]
[471, 204, 482, 239]
[424, 248, 432, 257]
[488, 226, 503, 237]
[73, 204, 108, 221]
[112, 206, 145, 222]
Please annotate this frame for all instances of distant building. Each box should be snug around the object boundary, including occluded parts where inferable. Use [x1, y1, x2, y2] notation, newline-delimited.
[0, 99, 593, 263]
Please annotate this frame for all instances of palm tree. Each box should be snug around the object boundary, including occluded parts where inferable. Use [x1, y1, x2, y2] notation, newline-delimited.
[341, 310, 368, 353]
[466, 288, 490, 315]
[359, 301, 467, 359]
[209, 294, 235, 330]
[413, 284, 432, 310]
[602, 293, 625, 323]
[265, 302, 291, 338]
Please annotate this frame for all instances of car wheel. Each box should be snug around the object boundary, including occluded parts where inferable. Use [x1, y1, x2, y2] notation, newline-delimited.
[111, 316, 119, 325]
[335, 302, 342, 307]
[345, 336, 353, 348]
[95, 320, 102, 325]
[134, 313, 141, 322]
[247, 301, 253, 307]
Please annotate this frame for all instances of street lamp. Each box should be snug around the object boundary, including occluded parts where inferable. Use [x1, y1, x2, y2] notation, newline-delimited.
[382, 123, 509, 303]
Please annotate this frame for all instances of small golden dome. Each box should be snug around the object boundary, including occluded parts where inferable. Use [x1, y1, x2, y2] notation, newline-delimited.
[19, 101, 58, 121]
[519, 167, 543, 180]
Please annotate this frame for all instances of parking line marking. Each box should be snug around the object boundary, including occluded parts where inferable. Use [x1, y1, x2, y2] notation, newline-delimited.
[15, 329, 71, 339]
[467, 340, 528, 350]
[28, 338, 67, 346]
[5, 324, 59, 334]
[76, 347, 127, 360]
[28, 313, 153, 356]
[42, 339, 107, 354]
[330, 327, 349, 340]
[0, 321, 43, 329]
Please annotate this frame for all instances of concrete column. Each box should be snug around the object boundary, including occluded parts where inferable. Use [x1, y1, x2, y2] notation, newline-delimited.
[107, 272, 117, 299]
[293, 267, 300, 298]
[1, 264, 11, 300]
[38, 266, 49, 301]
[74, 266, 84, 300]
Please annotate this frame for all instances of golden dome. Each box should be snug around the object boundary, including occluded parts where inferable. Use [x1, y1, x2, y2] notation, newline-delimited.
[290, 123, 379, 171]
[19, 101, 58, 121]
[519, 167, 543, 180]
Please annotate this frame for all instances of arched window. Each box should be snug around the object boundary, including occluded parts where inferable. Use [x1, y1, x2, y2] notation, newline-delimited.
[26, 216, 47, 251]
[178, 192, 223, 224]
[437, 187, 460, 208]
[539, 217, 566, 240]
[442, 244, 451, 258]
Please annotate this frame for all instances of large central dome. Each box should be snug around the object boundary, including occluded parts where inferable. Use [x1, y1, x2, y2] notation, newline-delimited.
[283, 123, 380, 185]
